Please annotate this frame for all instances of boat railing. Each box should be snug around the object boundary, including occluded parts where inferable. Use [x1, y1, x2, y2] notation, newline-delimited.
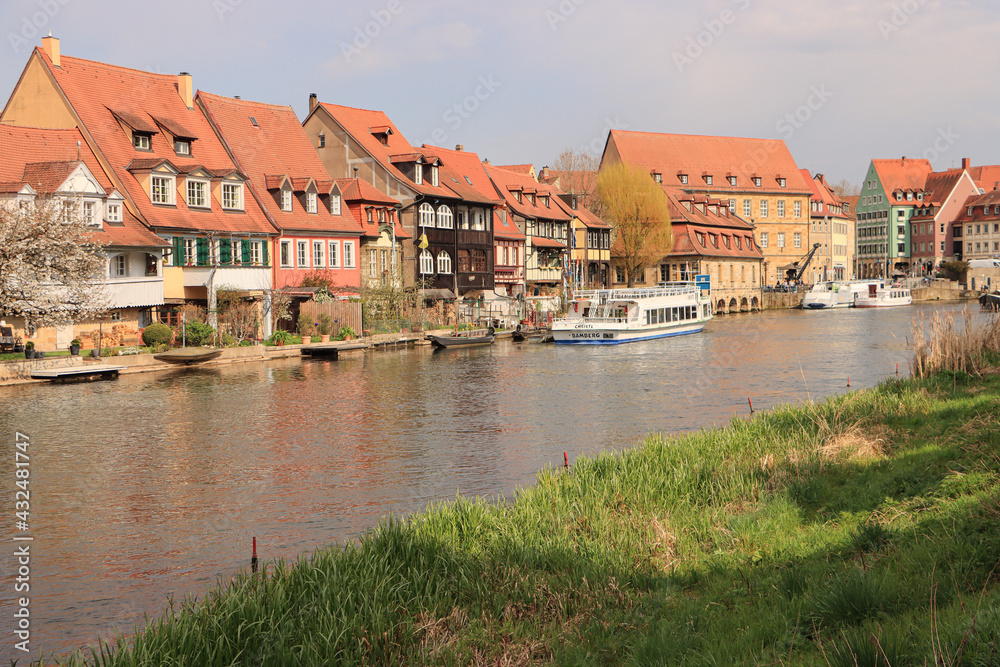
[574, 283, 699, 303]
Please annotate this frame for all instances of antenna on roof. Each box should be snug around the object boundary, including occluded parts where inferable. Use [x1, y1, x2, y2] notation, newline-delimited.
[76, 140, 80, 161]
[353, 165, 359, 177]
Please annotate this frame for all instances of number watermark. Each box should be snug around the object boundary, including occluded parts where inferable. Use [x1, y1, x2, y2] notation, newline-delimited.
[11, 432, 32, 654]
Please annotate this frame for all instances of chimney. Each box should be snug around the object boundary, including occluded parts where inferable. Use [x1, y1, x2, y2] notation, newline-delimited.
[177, 72, 193, 109]
[309, 93, 318, 112]
[540, 166, 550, 180]
[962, 157, 971, 170]
[483, 158, 490, 165]
[455, 144, 463, 152]
[41, 33, 60, 67]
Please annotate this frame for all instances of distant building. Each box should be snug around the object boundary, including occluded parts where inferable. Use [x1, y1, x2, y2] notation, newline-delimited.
[952, 190, 1000, 263]
[601, 129, 811, 287]
[908, 161, 980, 271]
[802, 172, 853, 281]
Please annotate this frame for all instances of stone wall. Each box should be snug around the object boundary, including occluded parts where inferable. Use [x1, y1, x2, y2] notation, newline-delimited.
[762, 291, 803, 310]
[0, 355, 84, 383]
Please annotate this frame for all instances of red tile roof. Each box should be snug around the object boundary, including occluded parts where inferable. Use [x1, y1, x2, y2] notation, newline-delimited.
[495, 164, 535, 176]
[314, 102, 460, 200]
[0, 124, 166, 248]
[36, 48, 274, 235]
[871, 158, 933, 195]
[198, 91, 360, 235]
[531, 236, 566, 250]
[335, 177, 410, 239]
[484, 165, 572, 222]
[608, 130, 812, 194]
[493, 208, 525, 241]
[800, 169, 850, 220]
[421, 144, 502, 206]
[659, 186, 762, 261]
[966, 165, 1000, 192]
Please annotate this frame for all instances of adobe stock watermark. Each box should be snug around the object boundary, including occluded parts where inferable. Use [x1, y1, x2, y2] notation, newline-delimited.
[775, 85, 833, 141]
[878, 0, 928, 40]
[424, 75, 502, 146]
[340, 0, 404, 63]
[673, 0, 751, 73]
[919, 126, 960, 164]
[578, 116, 629, 157]
[212, 0, 243, 21]
[7, 0, 71, 54]
[545, 0, 588, 31]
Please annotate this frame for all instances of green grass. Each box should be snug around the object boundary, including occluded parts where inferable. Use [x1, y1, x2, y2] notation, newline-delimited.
[41, 370, 1000, 666]
[0, 350, 73, 360]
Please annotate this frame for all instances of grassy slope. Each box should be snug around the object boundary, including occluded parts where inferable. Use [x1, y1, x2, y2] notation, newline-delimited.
[59, 371, 1000, 666]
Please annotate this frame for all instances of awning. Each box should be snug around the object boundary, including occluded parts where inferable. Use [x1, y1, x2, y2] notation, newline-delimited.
[422, 288, 455, 300]
[531, 237, 567, 250]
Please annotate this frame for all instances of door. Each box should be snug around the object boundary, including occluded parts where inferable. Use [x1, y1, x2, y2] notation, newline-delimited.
[55, 324, 73, 350]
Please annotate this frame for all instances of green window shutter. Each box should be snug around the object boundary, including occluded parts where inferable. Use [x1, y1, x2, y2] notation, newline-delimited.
[241, 240, 251, 266]
[262, 240, 269, 266]
[173, 237, 185, 266]
[220, 240, 232, 265]
[196, 238, 209, 266]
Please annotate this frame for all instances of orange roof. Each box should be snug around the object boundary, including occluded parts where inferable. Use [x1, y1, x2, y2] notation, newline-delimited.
[495, 164, 535, 176]
[955, 190, 1000, 223]
[0, 124, 166, 248]
[967, 165, 1000, 192]
[608, 130, 811, 194]
[198, 92, 360, 235]
[313, 102, 459, 200]
[421, 144, 502, 205]
[659, 185, 761, 261]
[36, 48, 274, 236]
[493, 208, 524, 241]
[800, 169, 850, 219]
[871, 158, 932, 195]
[334, 177, 410, 239]
[538, 169, 596, 197]
[484, 164, 572, 222]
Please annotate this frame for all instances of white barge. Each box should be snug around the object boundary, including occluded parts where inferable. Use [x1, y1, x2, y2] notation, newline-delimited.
[801, 280, 884, 309]
[853, 283, 912, 308]
[551, 283, 713, 345]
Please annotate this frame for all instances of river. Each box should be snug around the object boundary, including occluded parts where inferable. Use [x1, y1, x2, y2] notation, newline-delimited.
[0, 302, 985, 661]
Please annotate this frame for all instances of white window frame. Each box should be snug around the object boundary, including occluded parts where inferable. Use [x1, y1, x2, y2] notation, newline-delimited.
[221, 182, 244, 210]
[151, 175, 175, 205]
[331, 194, 342, 216]
[344, 241, 355, 268]
[728, 176, 737, 186]
[777, 232, 786, 248]
[280, 189, 292, 212]
[414, 163, 423, 185]
[83, 201, 97, 226]
[187, 179, 209, 208]
[251, 241, 262, 266]
[280, 240, 292, 267]
[184, 238, 197, 266]
[313, 240, 324, 267]
[437, 251, 452, 274]
[112, 254, 126, 278]
[760, 200, 768, 217]
[437, 205, 453, 229]
[777, 200, 785, 218]
[174, 140, 190, 155]
[328, 240, 340, 268]
[794, 200, 801, 218]
[230, 239, 242, 265]
[106, 202, 122, 223]
[794, 232, 801, 248]
[419, 250, 433, 274]
[306, 192, 318, 214]
[133, 133, 151, 150]
[419, 203, 435, 227]
[297, 240, 308, 268]
[743, 199, 751, 217]
[430, 165, 439, 187]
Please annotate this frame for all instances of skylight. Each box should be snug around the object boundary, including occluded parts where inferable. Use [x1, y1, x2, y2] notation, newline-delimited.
[249, 116, 258, 127]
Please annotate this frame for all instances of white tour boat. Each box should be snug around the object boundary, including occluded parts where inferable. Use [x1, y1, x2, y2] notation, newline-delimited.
[551, 283, 713, 345]
[801, 279, 884, 309]
[853, 282, 912, 308]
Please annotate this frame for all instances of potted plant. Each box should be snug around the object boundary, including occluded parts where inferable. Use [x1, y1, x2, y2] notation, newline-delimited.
[23, 341, 34, 359]
[297, 314, 314, 344]
[317, 314, 333, 343]
[267, 330, 292, 347]
[338, 325, 357, 341]
[70, 338, 82, 356]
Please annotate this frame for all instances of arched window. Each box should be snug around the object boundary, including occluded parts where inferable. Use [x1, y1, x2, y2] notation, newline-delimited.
[437, 205, 453, 229]
[437, 251, 452, 274]
[472, 249, 487, 272]
[419, 203, 434, 227]
[419, 250, 433, 274]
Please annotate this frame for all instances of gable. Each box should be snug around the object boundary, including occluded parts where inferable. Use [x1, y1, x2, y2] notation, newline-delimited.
[1, 51, 76, 129]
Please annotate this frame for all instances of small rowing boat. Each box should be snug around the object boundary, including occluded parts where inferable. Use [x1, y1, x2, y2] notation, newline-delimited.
[426, 327, 496, 349]
[153, 347, 224, 365]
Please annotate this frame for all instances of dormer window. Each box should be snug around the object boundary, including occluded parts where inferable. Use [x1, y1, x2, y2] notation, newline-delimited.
[306, 192, 317, 214]
[133, 133, 152, 150]
[652, 172, 662, 183]
[541, 196, 549, 208]
[280, 189, 292, 212]
[906, 192, 913, 201]
[430, 165, 439, 187]
[728, 176, 737, 186]
[969, 206, 974, 216]
[414, 163, 423, 185]
[186, 179, 209, 208]
[515, 191, 522, 204]
[221, 182, 244, 210]
[106, 202, 122, 223]
[704, 175, 713, 185]
[366, 208, 374, 224]
[331, 194, 342, 215]
[985, 205, 991, 215]
[678, 173, 687, 185]
[778, 177, 786, 188]
[753, 176, 762, 187]
[174, 140, 190, 156]
[151, 175, 175, 205]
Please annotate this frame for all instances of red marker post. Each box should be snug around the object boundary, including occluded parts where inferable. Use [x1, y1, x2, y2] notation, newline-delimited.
[251, 537, 258, 574]
[563, 452, 569, 469]
[748, 397, 755, 414]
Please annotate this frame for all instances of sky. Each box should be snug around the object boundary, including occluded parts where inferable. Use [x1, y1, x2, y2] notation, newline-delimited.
[2, 0, 1000, 187]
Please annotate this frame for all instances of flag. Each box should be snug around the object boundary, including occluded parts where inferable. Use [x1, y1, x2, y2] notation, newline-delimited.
[419, 233, 428, 249]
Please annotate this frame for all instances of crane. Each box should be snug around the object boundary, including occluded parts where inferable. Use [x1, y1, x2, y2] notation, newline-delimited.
[785, 243, 822, 283]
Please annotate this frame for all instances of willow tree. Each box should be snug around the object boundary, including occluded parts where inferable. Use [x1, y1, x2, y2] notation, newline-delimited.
[594, 162, 673, 287]
[0, 196, 109, 325]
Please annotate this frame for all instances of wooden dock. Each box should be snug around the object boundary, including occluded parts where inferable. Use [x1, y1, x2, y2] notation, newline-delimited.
[30, 365, 125, 382]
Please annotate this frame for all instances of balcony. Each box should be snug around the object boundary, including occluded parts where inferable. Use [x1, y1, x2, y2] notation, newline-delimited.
[183, 266, 272, 291]
[106, 277, 164, 308]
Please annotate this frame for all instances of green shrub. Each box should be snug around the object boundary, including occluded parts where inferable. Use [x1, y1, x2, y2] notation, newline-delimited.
[266, 330, 293, 346]
[297, 314, 314, 337]
[337, 325, 356, 340]
[317, 313, 333, 336]
[219, 333, 237, 348]
[142, 322, 173, 347]
[184, 321, 215, 347]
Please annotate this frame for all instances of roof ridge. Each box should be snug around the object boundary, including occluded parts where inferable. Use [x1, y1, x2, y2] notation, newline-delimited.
[319, 101, 387, 115]
[56, 52, 182, 81]
[198, 91, 295, 112]
[613, 128, 786, 143]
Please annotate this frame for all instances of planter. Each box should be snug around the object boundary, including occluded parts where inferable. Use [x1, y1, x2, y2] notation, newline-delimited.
[343, 335, 354, 341]
[70, 344, 81, 356]
[320, 334, 331, 343]
[24, 350, 34, 359]
[277, 340, 285, 346]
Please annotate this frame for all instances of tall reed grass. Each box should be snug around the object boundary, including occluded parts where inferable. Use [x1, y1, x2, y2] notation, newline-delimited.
[911, 309, 1000, 378]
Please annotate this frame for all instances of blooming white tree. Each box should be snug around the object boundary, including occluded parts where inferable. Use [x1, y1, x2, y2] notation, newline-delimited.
[0, 196, 110, 325]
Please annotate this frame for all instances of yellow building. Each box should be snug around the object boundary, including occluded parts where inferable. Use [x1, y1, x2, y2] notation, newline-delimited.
[601, 130, 811, 287]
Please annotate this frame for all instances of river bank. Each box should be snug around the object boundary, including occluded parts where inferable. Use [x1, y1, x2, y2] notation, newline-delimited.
[47, 361, 1000, 665]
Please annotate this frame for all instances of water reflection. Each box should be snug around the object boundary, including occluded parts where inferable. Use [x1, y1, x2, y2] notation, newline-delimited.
[0, 302, 988, 660]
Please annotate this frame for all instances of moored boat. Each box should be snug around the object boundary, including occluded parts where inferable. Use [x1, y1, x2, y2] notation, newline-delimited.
[853, 283, 912, 308]
[551, 283, 712, 345]
[801, 279, 883, 309]
[426, 327, 496, 349]
[153, 347, 224, 365]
